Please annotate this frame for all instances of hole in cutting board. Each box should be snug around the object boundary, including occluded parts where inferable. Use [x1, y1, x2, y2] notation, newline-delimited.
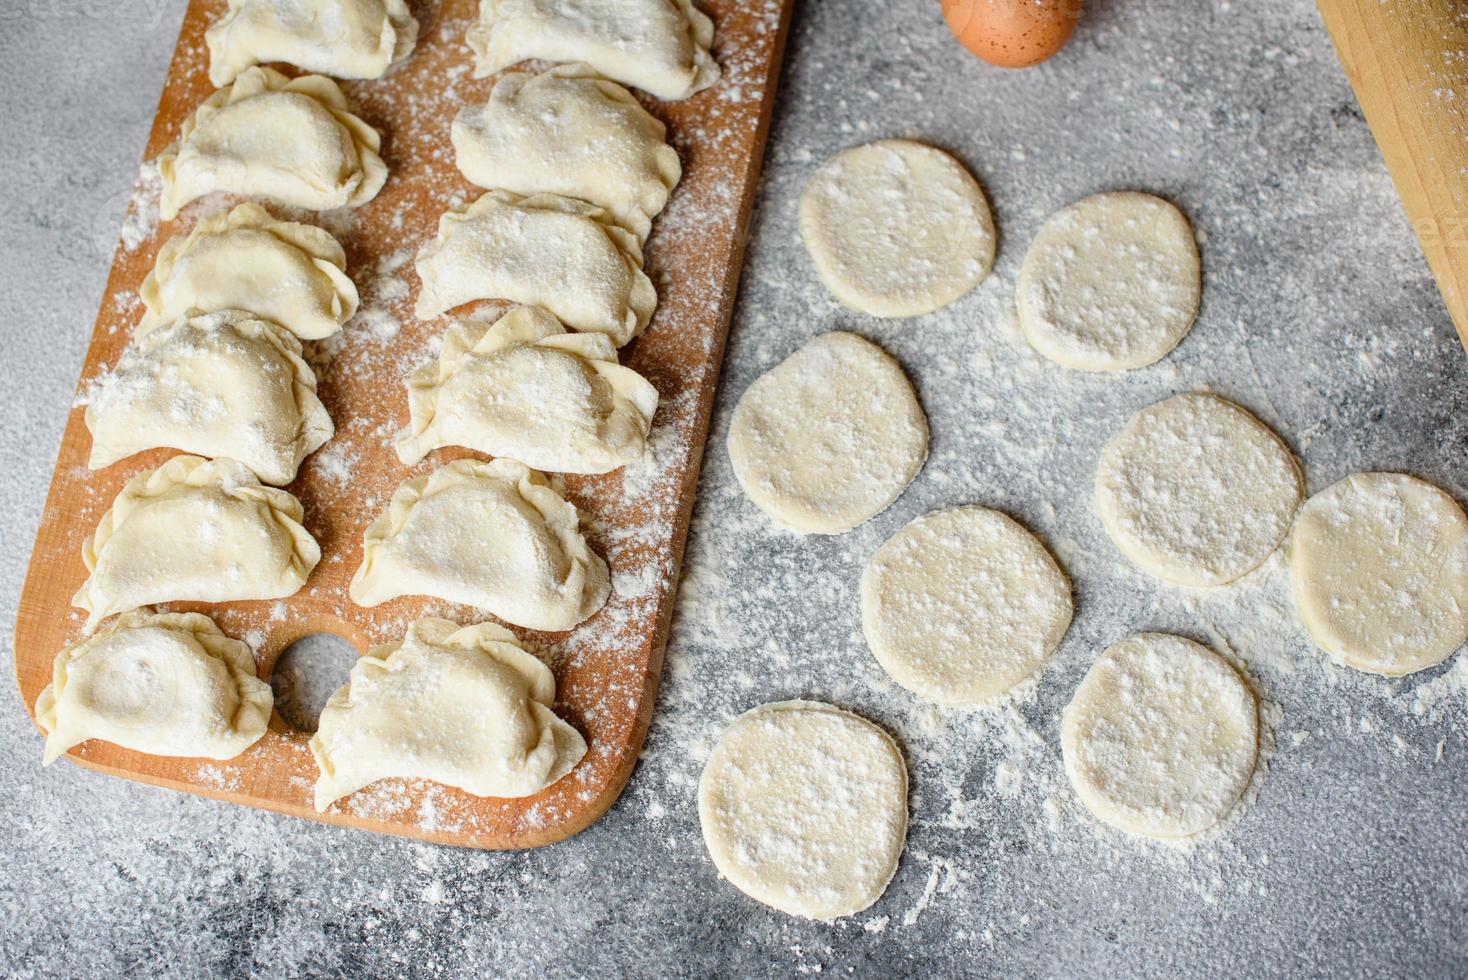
[270, 633, 360, 733]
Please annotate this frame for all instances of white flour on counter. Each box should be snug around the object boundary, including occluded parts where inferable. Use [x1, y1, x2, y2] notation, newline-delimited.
[7, 0, 1468, 976]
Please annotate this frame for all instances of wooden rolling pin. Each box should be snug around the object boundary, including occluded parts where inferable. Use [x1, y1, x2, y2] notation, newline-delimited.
[1317, 0, 1468, 352]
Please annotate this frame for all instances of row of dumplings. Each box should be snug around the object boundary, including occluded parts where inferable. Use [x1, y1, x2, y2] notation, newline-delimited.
[40, 609, 586, 813]
[40, 0, 720, 813]
[208, 0, 717, 101]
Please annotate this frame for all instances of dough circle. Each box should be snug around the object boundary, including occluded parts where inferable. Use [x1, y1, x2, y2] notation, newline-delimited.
[860, 506, 1072, 705]
[1288, 472, 1468, 676]
[727, 332, 927, 534]
[1095, 393, 1301, 586]
[698, 700, 908, 921]
[1061, 633, 1258, 839]
[1018, 192, 1201, 371]
[799, 140, 995, 317]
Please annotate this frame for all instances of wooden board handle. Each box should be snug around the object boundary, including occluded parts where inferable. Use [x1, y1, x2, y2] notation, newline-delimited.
[1317, 0, 1468, 352]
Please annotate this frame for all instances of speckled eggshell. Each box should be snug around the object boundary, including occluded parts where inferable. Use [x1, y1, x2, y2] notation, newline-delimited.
[941, 0, 1082, 68]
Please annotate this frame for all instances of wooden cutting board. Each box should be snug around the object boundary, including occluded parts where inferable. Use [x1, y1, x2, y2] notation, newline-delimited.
[1317, 0, 1468, 353]
[13, 0, 793, 848]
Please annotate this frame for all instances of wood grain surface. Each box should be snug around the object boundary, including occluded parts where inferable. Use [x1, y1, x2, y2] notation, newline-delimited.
[13, 0, 793, 849]
[1317, 0, 1468, 353]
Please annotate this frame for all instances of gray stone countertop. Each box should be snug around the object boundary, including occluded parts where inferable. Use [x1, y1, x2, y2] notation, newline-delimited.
[2, 0, 1466, 976]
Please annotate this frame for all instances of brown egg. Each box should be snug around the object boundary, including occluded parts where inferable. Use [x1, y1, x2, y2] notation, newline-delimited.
[941, 0, 1082, 69]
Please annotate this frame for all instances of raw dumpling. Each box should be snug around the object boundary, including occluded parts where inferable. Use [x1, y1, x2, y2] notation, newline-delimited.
[414, 190, 656, 346]
[158, 67, 387, 220]
[207, 0, 419, 87]
[395, 306, 659, 474]
[311, 617, 587, 811]
[452, 64, 681, 241]
[349, 458, 609, 632]
[140, 203, 358, 340]
[467, 0, 720, 101]
[36, 610, 271, 765]
[85, 310, 334, 486]
[73, 456, 321, 631]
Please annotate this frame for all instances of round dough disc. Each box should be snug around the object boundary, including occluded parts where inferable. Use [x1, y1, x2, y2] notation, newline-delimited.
[1062, 633, 1258, 839]
[727, 331, 927, 534]
[1289, 472, 1468, 676]
[1095, 393, 1301, 586]
[860, 506, 1073, 705]
[697, 700, 909, 920]
[1018, 192, 1201, 371]
[798, 139, 996, 317]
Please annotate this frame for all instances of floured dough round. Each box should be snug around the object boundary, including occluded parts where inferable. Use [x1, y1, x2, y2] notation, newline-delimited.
[1062, 633, 1258, 839]
[1018, 192, 1200, 371]
[1095, 393, 1301, 587]
[861, 506, 1072, 705]
[698, 700, 908, 921]
[1289, 472, 1468, 676]
[799, 140, 995, 317]
[727, 332, 927, 534]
